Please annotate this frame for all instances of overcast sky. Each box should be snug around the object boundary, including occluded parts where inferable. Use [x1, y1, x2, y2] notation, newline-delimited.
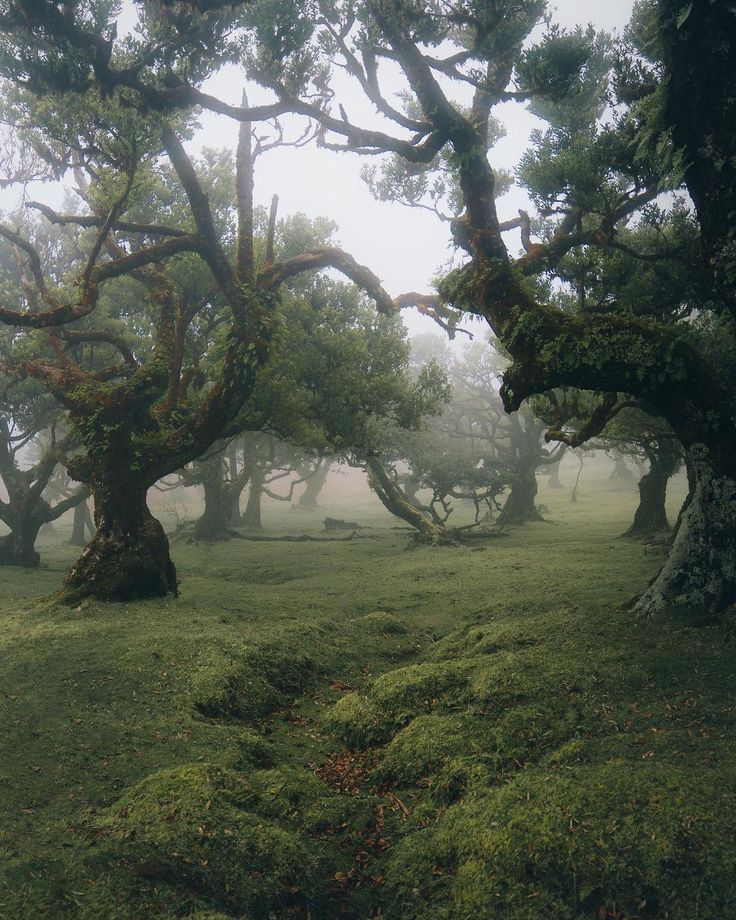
[189, 1, 635, 336]
[3, 1, 635, 338]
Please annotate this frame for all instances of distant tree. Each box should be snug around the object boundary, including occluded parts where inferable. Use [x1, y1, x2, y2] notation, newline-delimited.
[294, 457, 333, 510]
[449, 342, 564, 526]
[601, 410, 682, 539]
[0, 418, 87, 566]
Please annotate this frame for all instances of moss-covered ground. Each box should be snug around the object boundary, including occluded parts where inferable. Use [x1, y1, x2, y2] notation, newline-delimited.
[1, 463, 735, 918]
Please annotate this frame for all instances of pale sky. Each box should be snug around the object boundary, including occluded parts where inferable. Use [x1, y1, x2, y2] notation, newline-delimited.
[193, 1, 635, 335]
[2, 1, 635, 338]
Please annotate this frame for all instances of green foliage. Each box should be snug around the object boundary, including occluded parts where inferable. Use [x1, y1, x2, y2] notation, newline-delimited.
[250, 274, 448, 459]
[99, 763, 319, 913]
[518, 26, 612, 132]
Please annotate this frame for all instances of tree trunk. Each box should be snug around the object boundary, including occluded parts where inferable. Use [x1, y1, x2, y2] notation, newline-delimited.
[296, 461, 331, 509]
[194, 459, 231, 542]
[622, 452, 675, 538]
[609, 454, 634, 480]
[60, 474, 177, 604]
[634, 447, 736, 617]
[242, 469, 264, 530]
[365, 455, 453, 543]
[70, 499, 95, 547]
[497, 458, 544, 525]
[0, 515, 42, 567]
[548, 461, 563, 489]
[225, 486, 243, 527]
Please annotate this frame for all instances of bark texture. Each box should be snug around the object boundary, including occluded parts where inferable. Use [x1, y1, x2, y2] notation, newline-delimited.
[61, 479, 177, 603]
[634, 447, 736, 616]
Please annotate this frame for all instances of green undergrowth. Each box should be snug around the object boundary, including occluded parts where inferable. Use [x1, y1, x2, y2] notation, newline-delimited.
[328, 607, 736, 917]
[1, 473, 735, 917]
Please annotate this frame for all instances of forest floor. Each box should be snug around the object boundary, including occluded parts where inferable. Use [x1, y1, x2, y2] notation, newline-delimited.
[1, 464, 735, 918]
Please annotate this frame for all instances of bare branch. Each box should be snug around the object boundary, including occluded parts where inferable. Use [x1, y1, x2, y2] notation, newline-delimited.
[259, 247, 398, 315]
[26, 200, 187, 237]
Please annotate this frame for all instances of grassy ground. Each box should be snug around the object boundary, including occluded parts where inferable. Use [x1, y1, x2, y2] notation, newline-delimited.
[1, 463, 735, 918]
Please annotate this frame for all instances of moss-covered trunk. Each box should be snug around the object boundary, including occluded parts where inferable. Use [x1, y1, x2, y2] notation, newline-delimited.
[634, 447, 736, 616]
[61, 471, 177, 604]
[365, 455, 452, 543]
[497, 457, 543, 526]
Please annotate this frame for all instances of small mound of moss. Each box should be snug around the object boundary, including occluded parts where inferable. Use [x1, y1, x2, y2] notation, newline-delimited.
[383, 762, 736, 918]
[428, 621, 540, 660]
[356, 612, 408, 635]
[227, 726, 273, 770]
[371, 713, 489, 786]
[192, 621, 339, 722]
[326, 661, 470, 746]
[99, 764, 319, 915]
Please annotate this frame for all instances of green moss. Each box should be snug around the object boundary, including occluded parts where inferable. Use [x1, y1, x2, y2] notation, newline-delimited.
[356, 611, 408, 634]
[99, 763, 319, 914]
[372, 713, 489, 786]
[192, 621, 337, 721]
[383, 763, 736, 918]
[4, 469, 736, 918]
[326, 661, 470, 746]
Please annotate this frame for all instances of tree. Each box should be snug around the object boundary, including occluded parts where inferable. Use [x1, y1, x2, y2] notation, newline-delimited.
[0, 418, 87, 565]
[601, 410, 682, 539]
[447, 341, 563, 526]
[294, 457, 332, 510]
[249, 276, 450, 540]
[0, 96, 397, 602]
[1, 1, 735, 614]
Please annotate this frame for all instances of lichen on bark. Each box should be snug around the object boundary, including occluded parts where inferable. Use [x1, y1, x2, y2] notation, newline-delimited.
[634, 446, 736, 616]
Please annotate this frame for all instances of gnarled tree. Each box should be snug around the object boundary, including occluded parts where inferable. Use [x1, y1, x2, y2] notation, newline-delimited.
[1, 0, 735, 614]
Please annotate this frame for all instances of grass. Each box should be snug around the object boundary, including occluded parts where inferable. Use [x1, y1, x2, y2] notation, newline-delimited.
[1, 461, 734, 917]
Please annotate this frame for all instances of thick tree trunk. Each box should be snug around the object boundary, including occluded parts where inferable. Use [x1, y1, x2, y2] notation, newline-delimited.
[60, 476, 177, 604]
[296, 461, 331, 509]
[365, 456, 453, 543]
[497, 459, 544, 525]
[194, 460, 231, 542]
[548, 461, 563, 489]
[622, 454, 673, 538]
[0, 515, 42, 567]
[242, 470, 264, 530]
[225, 487, 243, 527]
[634, 447, 736, 617]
